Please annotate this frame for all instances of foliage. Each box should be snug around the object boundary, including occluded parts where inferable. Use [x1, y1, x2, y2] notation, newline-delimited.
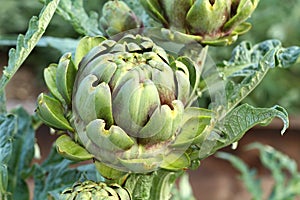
[217, 143, 300, 199]
[239, 0, 300, 114]
[0, 0, 300, 199]
[0, 0, 60, 113]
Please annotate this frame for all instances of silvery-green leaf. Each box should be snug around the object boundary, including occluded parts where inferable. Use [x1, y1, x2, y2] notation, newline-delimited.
[0, 114, 17, 196]
[219, 39, 300, 113]
[212, 104, 289, 154]
[216, 151, 262, 200]
[0, 0, 59, 113]
[54, 0, 103, 36]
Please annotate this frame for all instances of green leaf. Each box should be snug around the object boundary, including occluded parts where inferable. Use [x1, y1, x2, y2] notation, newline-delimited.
[0, 0, 60, 113]
[198, 104, 288, 159]
[247, 143, 300, 199]
[215, 104, 288, 149]
[216, 152, 262, 200]
[218, 143, 300, 199]
[6, 107, 35, 200]
[0, 114, 17, 198]
[0, 36, 79, 55]
[33, 145, 102, 200]
[219, 40, 300, 113]
[53, 0, 103, 36]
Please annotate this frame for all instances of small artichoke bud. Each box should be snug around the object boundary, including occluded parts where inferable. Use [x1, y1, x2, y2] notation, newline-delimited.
[100, 0, 142, 37]
[140, 0, 259, 45]
[60, 181, 131, 200]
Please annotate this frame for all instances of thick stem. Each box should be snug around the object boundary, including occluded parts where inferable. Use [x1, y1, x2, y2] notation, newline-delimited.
[124, 169, 183, 200]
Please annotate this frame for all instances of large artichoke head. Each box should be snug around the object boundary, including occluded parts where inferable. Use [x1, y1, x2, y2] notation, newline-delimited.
[140, 0, 259, 45]
[36, 34, 213, 178]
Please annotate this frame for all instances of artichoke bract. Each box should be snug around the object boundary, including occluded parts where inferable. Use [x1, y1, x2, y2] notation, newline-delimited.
[36, 34, 213, 178]
[140, 0, 259, 45]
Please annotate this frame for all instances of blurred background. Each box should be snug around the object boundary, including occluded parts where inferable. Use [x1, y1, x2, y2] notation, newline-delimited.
[1, 0, 300, 199]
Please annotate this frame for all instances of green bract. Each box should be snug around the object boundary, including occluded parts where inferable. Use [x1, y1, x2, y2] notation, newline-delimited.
[140, 0, 259, 45]
[60, 181, 131, 200]
[36, 34, 213, 178]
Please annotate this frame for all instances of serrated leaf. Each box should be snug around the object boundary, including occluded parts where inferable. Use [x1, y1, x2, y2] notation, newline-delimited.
[6, 107, 35, 200]
[218, 143, 300, 199]
[33, 145, 102, 200]
[197, 104, 289, 159]
[216, 104, 288, 148]
[216, 152, 262, 200]
[53, 0, 103, 36]
[0, 0, 59, 113]
[247, 143, 300, 199]
[0, 36, 79, 56]
[0, 114, 17, 197]
[219, 40, 300, 113]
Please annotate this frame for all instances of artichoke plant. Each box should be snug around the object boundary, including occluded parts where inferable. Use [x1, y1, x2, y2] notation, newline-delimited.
[36, 34, 214, 180]
[140, 0, 259, 45]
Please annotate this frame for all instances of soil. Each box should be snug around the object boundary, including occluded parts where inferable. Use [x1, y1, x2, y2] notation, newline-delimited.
[2, 62, 300, 200]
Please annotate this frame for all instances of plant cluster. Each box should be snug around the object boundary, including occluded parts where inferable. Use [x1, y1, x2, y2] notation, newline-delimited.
[1, 0, 300, 199]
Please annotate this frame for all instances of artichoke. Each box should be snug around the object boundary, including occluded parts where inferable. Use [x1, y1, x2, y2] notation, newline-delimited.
[140, 0, 259, 45]
[100, 0, 142, 37]
[36, 34, 213, 179]
[60, 181, 130, 200]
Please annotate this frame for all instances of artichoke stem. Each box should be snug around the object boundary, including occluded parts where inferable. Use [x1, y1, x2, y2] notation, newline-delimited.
[124, 169, 183, 200]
